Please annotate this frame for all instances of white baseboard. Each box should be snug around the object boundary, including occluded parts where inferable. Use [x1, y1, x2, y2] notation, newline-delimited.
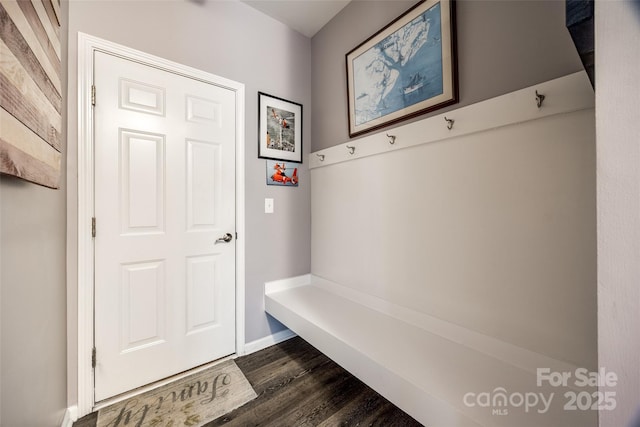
[238, 274, 307, 356]
[61, 405, 78, 427]
[243, 328, 297, 355]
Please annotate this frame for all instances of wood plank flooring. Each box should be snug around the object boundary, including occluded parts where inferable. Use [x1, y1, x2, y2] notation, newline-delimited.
[74, 336, 422, 427]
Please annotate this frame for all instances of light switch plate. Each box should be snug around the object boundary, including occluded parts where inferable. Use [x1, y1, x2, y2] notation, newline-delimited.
[265, 198, 274, 214]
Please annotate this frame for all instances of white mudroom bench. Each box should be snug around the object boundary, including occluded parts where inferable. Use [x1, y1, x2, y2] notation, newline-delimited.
[264, 275, 595, 427]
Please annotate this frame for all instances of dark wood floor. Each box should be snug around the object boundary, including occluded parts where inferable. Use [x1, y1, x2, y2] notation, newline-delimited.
[74, 336, 422, 426]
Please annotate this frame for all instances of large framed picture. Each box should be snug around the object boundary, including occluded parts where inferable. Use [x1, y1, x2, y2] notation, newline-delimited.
[258, 92, 303, 163]
[346, 0, 458, 137]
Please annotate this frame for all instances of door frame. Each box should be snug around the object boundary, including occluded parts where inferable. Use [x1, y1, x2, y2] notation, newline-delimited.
[75, 32, 246, 416]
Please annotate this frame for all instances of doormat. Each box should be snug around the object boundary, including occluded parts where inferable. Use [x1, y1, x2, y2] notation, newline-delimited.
[97, 359, 257, 427]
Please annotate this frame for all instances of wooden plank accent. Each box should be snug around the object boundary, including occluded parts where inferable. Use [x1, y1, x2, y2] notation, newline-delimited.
[0, 80, 61, 151]
[0, 108, 60, 170]
[0, 5, 61, 108]
[1, 0, 60, 88]
[1, 39, 61, 144]
[0, 0, 61, 188]
[49, 0, 60, 26]
[40, 0, 59, 38]
[31, 0, 61, 59]
[18, 0, 61, 66]
[0, 137, 59, 187]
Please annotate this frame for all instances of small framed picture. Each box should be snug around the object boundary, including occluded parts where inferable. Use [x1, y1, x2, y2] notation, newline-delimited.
[266, 160, 299, 187]
[258, 92, 303, 163]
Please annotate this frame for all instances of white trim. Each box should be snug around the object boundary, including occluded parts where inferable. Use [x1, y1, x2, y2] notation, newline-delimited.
[60, 406, 77, 427]
[75, 32, 246, 417]
[235, 83, 246, 359]
[309, 71, 594, 168]
[243, 328, 297, 355]
[234, 275, 309, 356]
[76, 32, 95, 418]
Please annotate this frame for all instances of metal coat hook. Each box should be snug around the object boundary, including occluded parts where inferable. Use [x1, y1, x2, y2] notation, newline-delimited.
[444, 116, 454, 130]
[316, 153, 325, 161]
[386, 133, 396, 145]
[535, 90, 545, 108]
[346, 145, 356, 155]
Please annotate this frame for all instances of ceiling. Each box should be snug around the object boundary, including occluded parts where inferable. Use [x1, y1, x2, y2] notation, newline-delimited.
[242, 0, 352, 38]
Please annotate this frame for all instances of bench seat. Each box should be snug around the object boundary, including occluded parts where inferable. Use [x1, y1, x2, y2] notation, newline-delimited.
[264, 275, 595, 427]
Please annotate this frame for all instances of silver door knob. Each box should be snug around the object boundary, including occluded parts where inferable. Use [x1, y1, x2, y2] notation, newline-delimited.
[215, 233, 233, 244]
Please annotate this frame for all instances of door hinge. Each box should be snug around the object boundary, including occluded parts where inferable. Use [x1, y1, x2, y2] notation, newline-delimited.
[92, 347, 97, 369]
[91, 85, 96, 106]
[91, 217, 96, 238]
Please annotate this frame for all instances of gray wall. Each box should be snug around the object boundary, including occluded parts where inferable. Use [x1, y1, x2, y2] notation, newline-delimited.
[66, 0, 311, 408]
[0, 1, 69, 425]
[0, 183, 68, 427]
[311, 0, 584, 151]
[596, 2, 640, 426]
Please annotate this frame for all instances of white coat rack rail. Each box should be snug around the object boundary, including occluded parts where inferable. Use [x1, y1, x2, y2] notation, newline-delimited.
[309, 71, 593, 169]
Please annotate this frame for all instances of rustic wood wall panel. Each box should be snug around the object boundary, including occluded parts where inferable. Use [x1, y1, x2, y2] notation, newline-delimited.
[0, 0, 62, 188]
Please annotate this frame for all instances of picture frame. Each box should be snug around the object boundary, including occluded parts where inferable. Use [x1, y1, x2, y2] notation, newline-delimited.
[266, 160, 300, 187]
[346, 0, 458, 138]
[258, 92, 303, 163]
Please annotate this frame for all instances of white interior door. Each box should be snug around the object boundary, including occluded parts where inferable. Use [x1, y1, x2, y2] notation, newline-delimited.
[93, 51, 236, 401]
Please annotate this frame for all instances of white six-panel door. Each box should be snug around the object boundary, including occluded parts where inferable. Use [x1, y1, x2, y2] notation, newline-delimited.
[93, 51, 236, 401]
